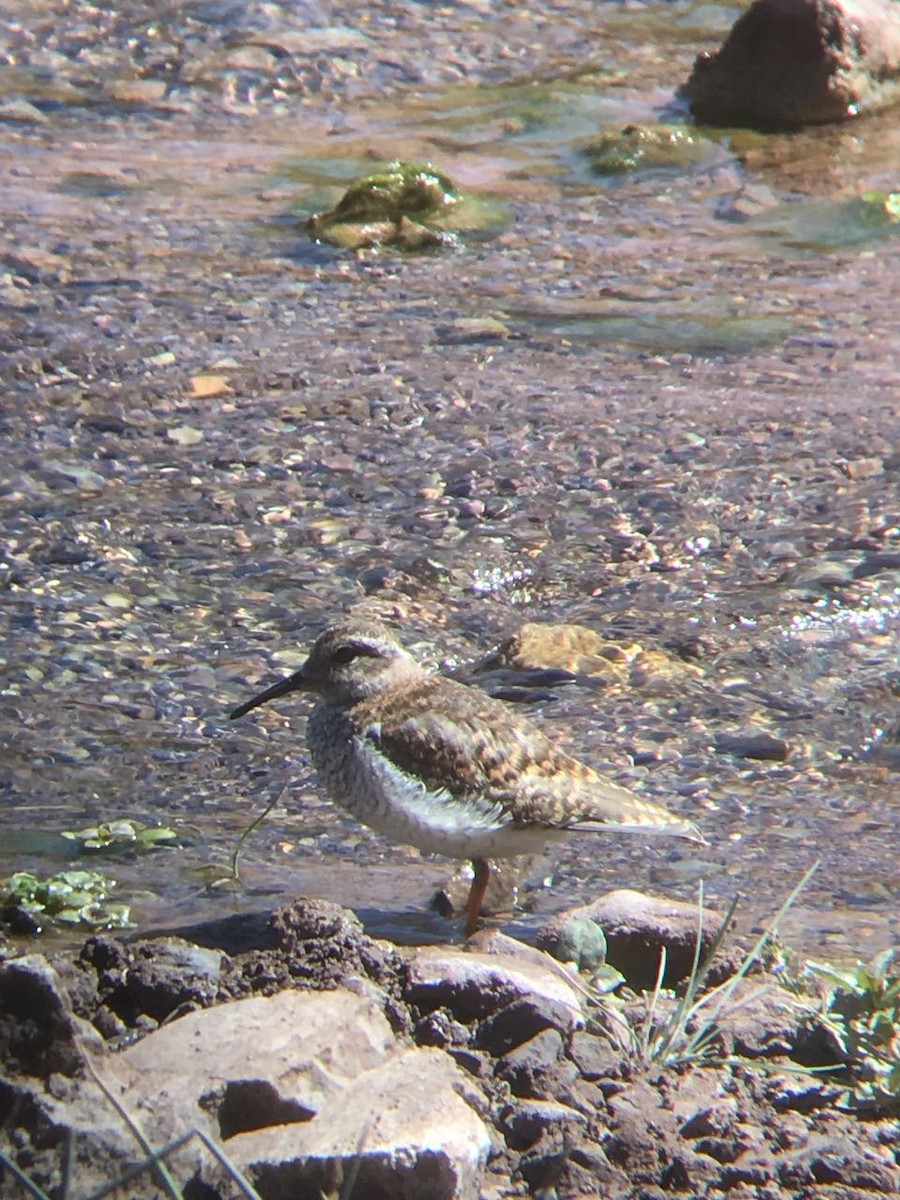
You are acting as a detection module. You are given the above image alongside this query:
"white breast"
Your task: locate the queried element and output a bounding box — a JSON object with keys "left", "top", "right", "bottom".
{"left": 308, "top": 708, "right": 553, "bottom": 861}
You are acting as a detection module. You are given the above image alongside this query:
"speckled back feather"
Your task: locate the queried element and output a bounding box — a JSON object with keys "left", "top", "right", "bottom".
{"left": 346, "top": 675, "right": 700, "bottom": 838}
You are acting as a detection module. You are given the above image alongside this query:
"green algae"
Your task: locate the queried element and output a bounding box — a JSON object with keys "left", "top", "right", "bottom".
{"left": 585, "top": 124, "right": 716, "bottom": 174}
{"left": 306, "top": 159, "right": 466, "bottom": 250}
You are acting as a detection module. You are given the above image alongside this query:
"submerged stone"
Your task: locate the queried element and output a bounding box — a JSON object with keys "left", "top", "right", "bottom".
{"left": 306, "top": 159, "right": 465, "bottom": 251}
{"left": 585, "top": 124, "right": 713, "bottom": 173}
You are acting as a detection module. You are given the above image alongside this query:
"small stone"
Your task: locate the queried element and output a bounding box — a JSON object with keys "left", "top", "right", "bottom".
{"left": 167, "top": 425, "right": 204, "bottom": 446}
{"left": 714, "top": 731, "right": 790, "bottom": 761}
{"left": 716, "top": 182, "right": 779, "bottom": 221}
{"left": 190, "top": 373, "right": 231, "bottom": 398}
{"left": 496, "top": 1028, "right": 575, "bottom": 1099}
{"left": 145, "top": 350, "right": 177, "bottom": 366}
{"left": 501, "top": 1098, "right": 586, "bottom": 1150}
{"left": 840, "top": 456, "right": 883, "bottom": 480}
{"left": 568, "top": 1029, "right": 622, "bottom": 1081}
{"left": 0, "top": 99, "right": 49, "bottom": 123}
{"left": 101, "top": 591, "right": 132, "bottom": 609}
{"left": 56, "top": 463, "right": 106, "bottom": 489}
{"left": 106, "top": 78, "right": 170, "bottom": 106}
{"left": 447, "top": 316, "right": 511, "bottom": 340}
{"left": 680, "top": 1099, "right": 740, "bottom": 1139}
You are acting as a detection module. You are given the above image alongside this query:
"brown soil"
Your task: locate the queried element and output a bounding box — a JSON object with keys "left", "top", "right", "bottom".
{"left": 2, "top": 901, "right": 898, "bottom": 1199}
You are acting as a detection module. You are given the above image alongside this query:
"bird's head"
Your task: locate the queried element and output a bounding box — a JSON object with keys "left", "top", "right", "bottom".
{"left": 230, "top": 620, "right": 420, "bottom": 717}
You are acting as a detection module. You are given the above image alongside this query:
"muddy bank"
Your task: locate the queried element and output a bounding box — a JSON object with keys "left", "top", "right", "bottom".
{"left": 1, "top": 897, "right": 898, "bottom": 1198}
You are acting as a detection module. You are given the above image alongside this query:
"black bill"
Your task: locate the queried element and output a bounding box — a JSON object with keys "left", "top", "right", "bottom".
{"left": 229, "top": 669, "right": 308, "bottom": 720}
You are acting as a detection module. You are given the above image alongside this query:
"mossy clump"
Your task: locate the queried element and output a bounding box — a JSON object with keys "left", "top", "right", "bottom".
{"left": 306, "top": 159, "right": 465, "bottom": 251}
{"left": 586, "top": 124, "right": 712, "bottom": 174}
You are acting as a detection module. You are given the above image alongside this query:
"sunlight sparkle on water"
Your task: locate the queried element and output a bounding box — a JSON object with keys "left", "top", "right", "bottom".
{"left": 784, "top": 587, "right": 900, "bottom": 645}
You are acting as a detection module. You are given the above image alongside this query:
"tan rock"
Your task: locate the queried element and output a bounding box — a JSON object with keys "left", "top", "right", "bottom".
{"left": 117, "top": 989, "right": 395, "bottom": 1143}
{"left": 227, "top": 1047, "right": 491, "bottom": 1200}
{"left": 406, "top": 943, "right": 584, "bottom": 1029}
{"left": 495, "top": 621, "right": 640, "bottom": 676}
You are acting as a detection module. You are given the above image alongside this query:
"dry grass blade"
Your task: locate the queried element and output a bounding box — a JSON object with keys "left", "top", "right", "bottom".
{"left": 222, "top": 784, "right": 286, "bottom": 884}
{"left": 81, "top": 1054, "right": 183, "bottom": 1200}
{"left": 657, "top": 860, "right": 821, "bottom": 1066}
{"left": 0, "top": 1152, "right": 54, "bottom": 1200}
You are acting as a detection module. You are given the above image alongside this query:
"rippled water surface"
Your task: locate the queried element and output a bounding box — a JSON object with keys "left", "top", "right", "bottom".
{"left": 0, "top": 0, "right": 897, "bottom": 961}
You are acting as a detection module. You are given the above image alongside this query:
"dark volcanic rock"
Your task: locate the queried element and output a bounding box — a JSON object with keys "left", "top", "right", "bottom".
{"left": 714, "top": 730, "right": 792, "bottom": 761}
{"left": 266, "top": 897, "right": 412, "bottom": 1028}
{"left": 0, "top": 955, "right": 103, "bottom": 1078}
{"left": 71, "top": 935, "right": 225, "bottom": 1031}
{"left": 496, "top": 1027, "right": 577, "bottom": 1099}
{"left": 476, "top": 994, "right": 581, "bottom": 1056}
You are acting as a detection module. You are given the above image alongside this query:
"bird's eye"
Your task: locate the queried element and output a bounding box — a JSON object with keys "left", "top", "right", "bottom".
{"left": 332, "top": 644, "right": 360, "bottom": 665}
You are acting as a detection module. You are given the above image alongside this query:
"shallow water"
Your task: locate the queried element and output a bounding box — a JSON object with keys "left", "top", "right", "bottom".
{"left": 0, "top": 0, "right": 897, "bottom": 962}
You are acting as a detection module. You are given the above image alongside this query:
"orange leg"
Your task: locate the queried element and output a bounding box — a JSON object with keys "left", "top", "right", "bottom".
{"left": 465, "top": 857, "right": 491, "bottom": 937}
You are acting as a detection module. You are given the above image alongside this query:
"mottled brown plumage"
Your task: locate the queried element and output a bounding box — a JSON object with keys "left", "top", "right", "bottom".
{"left": 231, "top": 619, "right": 703, "bottom": 934}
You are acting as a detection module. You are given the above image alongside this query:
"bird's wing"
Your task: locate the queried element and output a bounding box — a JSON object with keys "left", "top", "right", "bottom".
{"left": 358, "top": 679, "right": 701, "bottom": 840}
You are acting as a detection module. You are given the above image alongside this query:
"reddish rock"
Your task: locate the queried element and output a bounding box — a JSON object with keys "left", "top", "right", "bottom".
{"left": 681, "top": 0, "right": 900, "bottom": 128}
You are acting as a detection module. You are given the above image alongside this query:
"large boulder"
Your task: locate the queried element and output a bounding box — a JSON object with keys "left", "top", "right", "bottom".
{"left": 226, "top": 1046, "right": 491, "bottom": 1200}
{"left": 680, "top": 0, "right": 900, "bottom": 127}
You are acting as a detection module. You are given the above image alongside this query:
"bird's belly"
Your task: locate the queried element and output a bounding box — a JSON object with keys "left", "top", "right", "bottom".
{"left": 307, "top": 708, "right": 551, "bottom": 861}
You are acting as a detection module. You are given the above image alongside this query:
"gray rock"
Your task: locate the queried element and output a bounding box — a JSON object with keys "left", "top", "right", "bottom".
{"left": 537, "top": 889, "right": 725, "bottom": 990}
{"left": 0, "top": 99, "right": 49, "bottom": 123}
{"left": 405, "top": 941, "right": 584, "bottom": 1028}
{"left": 227, "top": 1046, "right": 491, "bottom": 1200}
